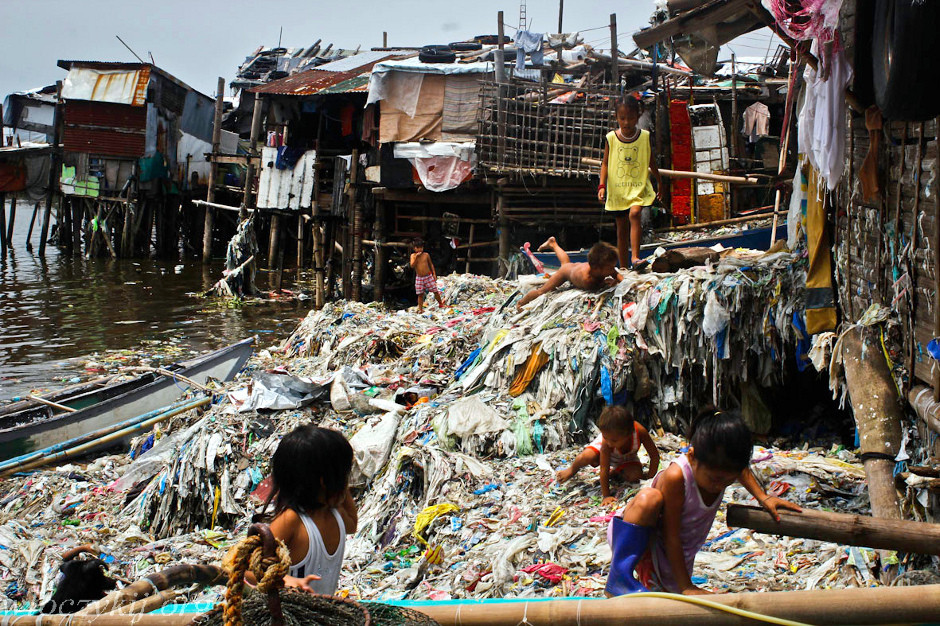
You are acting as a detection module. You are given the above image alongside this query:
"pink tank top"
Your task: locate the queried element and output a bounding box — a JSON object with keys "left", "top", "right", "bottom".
{"left": 649, "top": 454, "right": 723, "bottom": 591}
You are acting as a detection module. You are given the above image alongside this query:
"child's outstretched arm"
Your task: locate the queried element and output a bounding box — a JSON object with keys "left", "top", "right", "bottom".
{"left": 738, "top": 467, "right": 802, "bottom": 521}
{"left": 598, "top": 143, "right": 610, "bottom": 203}
{"left": 658, "top": 465, "right": 709, "bottom": 594}
{"left": 636, "top": 424, "right": 660, "bottom": 479}
{"left": 649, "top": 159, "right": 663, "bottom": 202}
{"left": 599, "top": 444, "right": 615, "bottom": 505}
{"left": 516, "top": 266, "right": 570, "bottom": 309}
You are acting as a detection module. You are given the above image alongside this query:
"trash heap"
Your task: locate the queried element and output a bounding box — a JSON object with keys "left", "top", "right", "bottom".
{"left": 6, "top": 262, "right": 934, "bottom": 612}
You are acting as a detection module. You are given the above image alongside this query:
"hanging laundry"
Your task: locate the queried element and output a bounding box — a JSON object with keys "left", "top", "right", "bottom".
{"left": 515, "top": 30, "right": 545, "bottom": 70}
{"left": 804, "top": 165, "right": 838, "bottom": 334}
{"left": 797, "top": 42, "right": 853, "bottom": 191}
{"left": 742, "top": 102, "right": 770, "bottom": 143}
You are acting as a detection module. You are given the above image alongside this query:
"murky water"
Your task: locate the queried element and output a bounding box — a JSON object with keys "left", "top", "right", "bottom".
{"left": 0, "top": 202, "right": 309, "bottom": 398}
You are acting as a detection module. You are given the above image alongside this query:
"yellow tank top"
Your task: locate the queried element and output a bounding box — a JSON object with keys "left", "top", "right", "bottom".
{"left": 604, "top": 129, "right": 656, "bottom": 210}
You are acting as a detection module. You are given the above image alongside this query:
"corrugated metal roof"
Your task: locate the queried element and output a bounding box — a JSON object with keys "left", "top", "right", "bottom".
{"left": 317, "top": 73, "right": 371, "bottom": 94}
{"left": 312, "top": 51, "right": 402, "bottom": 73}
{"left": 249, "top": 55, "right": 397, "bottom": 96}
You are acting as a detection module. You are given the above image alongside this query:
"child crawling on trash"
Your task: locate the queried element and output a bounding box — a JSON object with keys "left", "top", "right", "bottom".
{"left": 605, "top": 408, "right": 801, "bottom": 597}
{"left": 516, "top": 239, "right": 620, "bottom": 310}
{"left": 251, "top": 425, "right": 358, "bottom": 595}
{"left": 556, "top": 405, "right": 660, "bottom": 505}
{"left": 410, "top": 238, "right": 445, "bottom": 313}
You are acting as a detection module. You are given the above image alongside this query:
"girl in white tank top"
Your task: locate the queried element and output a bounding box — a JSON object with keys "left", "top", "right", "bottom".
{"left": 260, "top": 425, "right": 358, "bottom": 596}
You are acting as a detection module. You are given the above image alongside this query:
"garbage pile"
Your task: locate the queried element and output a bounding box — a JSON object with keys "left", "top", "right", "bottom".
{"left": 6, "top": 264, "right": 933, "bottom": 613}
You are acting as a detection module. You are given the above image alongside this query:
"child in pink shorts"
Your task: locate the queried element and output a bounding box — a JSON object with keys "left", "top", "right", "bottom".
{"left": 556, "top": 406, "right": 660, "bottom": 505}
{"left": 410, "top": 238, "right": 444, "bottom": 313}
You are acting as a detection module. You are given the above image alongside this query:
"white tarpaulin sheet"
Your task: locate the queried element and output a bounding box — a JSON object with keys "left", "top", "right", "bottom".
{"left": 256, "top": 147, "right": 316, "bottom": 210}
{"left": 61, "top": 68, "right": 150, "bottom": 106}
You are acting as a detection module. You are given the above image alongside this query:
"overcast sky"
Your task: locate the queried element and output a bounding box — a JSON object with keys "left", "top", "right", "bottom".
{"left": 1, "top": 0, "right": 776, "bottom": 101}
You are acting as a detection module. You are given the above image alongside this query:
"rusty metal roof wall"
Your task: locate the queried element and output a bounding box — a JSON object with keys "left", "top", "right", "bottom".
{"left": 249, "top": 55, "right": 397, "bottom": 96}
{"left": 62, "top": 100, "right": 146, "bottom": 158}
{"left": 57, "top": 60, "right": 212, "bottom": 101}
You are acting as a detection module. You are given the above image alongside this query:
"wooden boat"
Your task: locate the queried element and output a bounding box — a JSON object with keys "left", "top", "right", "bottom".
{"left": 0, "top": 338, "right": 254, "bottom": 461}
{"left": 526, "top": 223, "right": 786, "bottom": 272}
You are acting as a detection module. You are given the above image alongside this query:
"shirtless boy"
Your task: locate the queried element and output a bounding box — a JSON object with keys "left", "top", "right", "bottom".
{"left": 410, "top": 238, "right": 444, "bottom": 313}
{"left": 516, "top": 239, "right": 620, "bottom": 310}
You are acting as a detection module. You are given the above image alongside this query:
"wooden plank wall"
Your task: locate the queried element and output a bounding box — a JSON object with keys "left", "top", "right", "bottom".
{"left": 835, "top": 116, "right": 939, "bottom": 388}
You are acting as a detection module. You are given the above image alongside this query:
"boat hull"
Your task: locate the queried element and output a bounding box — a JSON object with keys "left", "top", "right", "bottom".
{"left": 0, "top": 338, "right": 254, "bottom": 461}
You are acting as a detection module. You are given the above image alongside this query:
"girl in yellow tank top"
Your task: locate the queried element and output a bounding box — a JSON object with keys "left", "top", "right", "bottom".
{"left": 598, "top": 96, "right": 662, "bottom": 268}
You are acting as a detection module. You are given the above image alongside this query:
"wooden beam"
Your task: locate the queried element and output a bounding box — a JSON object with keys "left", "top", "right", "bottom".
{"left": 633, "top": 0, "right": 757, "bottom": 49}
{"left": 371, "top": 187, "right": 490, "bottom": 205}
{"left": 203, "top": 76, "right": 225, "bottom": 262}
{"left": 727, "top": 504, "right": 940, "bottom": 555}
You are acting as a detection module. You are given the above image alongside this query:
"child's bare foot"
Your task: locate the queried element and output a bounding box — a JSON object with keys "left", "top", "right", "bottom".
{"left": 537, "top": 236, "right": 557, "bottom": 252}
{"left": 556, "top": 466, "right": 576, "bottom": 483}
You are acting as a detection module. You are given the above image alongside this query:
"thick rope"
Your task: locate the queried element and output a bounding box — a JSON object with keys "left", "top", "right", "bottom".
{"left": 221, "top": 533, "right": 290, "bottom": 626}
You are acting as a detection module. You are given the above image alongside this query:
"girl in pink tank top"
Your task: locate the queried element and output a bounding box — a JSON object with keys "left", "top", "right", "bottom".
{"left": 605, "top": 408, "right": 802, "bottom": 596}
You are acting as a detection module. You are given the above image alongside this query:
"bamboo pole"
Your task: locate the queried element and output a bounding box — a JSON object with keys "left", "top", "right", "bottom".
{"left": 409, "top": 585, "right": 940, "bottom": 625}
{"left": 0, "top": 193, "right": 7, "bottom": 257}
{"left": 105, "top": 589, "right": 179, "bottom": 615}
{"left": 241, "top": 95, "right": 265, "bottom": 219}
{"left": 653, "top": 210, "right": 781, "bottom": 233}
{"left": 581, "top": 158, "right": 759, "bottom": 184}
{"left": 203, "top": 77, "right": 225, "bottom": 263}
{"left": 373, "top": 198, "right": 386, "bottom": 303}
{"left": 27, "top": 395, "right": 77, "bottom": 413}
{"left": 770, "top": 58, "right": 798, "bottom": 246}
{"left": 726, "top": 504, "right": 940, "bottom": 554}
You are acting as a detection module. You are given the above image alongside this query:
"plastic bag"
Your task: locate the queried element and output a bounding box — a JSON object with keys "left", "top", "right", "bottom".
{"left": 349, "top": 410, "right": 401, "bottom": 484}
{"left": 702, "top": 290, "right": 730, "bottom": 338}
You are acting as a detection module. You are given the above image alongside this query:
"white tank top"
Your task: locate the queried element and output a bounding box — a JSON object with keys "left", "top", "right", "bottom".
{"left": 288, "top": 508, "right": 346, "bottom": 595}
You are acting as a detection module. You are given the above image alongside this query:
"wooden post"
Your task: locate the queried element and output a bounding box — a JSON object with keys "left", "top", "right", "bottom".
{"left": 71, "top": 196, "right": 82, "bottom": 256}
{"left": 203, "top": 76, "right": 225, "bottom": 262}
{"left": 296, "top": 213, "right": 304, "bottom": 270}
{"left": 558, "top": 0, "right": 564, "bottom": 32}
{"left": 38, "top": 81, "right": 62, "bottom": 257}
{"left": 25, "top": 202, "right": 39, "bottom": 251}
{"left": 727, "top": 504, "right": 940, "bottom": 555}
{"left": 6, "top": 195, "right": 16, "bottom": 245}
{"left": 241, "top": 94, "right": 265, "bottom": 219}
{"left": 268, "top": 213, "right": 281, "bottom": 269}
{"left": 121, "top": 163, "right": 137, "bottom": 258}
{"left": 935, "top": 114, "right": 940, "bottom": 401}
{"left": 496, "top": 12, "right": 507, "bottom": 167}
{"left": 609, "top": 14, "right": 618, "bottom": 89}
{"left": 0, "top": 193, "right": 7, "bottom": 257}
{"left": 374, "top": 199, "right": 386, "bottom": 303}
{"left": 383, "top": 31, "right": 388, "bottom": 48}
{"left": 497, "top": 191, "right": 509, "bottom": 278}
{"left": 465, "top": 223, "right": 475, "bottom": 273}
{"left": 731, "top": 53, "right": 739, "bottom": 161}
{"left": 841, "top": 327, "right": 903, "bottom": 525}
{"left": 347, "top": 149, "right": 360, "bottom": 300}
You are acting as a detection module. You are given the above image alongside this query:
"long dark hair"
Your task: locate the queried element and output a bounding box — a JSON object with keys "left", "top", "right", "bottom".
{"left": 688, "top": 406, "right": 752, "bottom": 472}
{"left": 265, "top": 425, "right": 353, "bottom": 516}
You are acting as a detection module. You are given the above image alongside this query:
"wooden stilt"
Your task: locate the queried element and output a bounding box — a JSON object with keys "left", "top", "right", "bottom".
{"left": 349, "top": 149, "right": 361, "bottom": 301}
{"left": 465, "top": 223, "right": 476, "bottom": 273}
{"left": 25, "top": 202, "right": 39, "bottom": 251}
{"left": 203, "top": 77, "right": 225, "bottom": 262}
{"left": 268, "top": 213, "right": 281, "bottom": 270}
{"left": 373, "top": 199, "right": 386, "bottom": 304}
{"left": 241, "top": 95, "right": 265, "bottom": 219}
{"left": 38, "top": 81, "right": 62, "bottom": 258}
{"left": 296, "top": 213, "right": 305, "bottom": 270}
{"left": 275, "top": 218, "right": 286, "bottom": 292}
{"left": 6, "top": 195, "right": 16, "bottom": 244}
{"left": 71, "top": 196, "right": 82, "bottom": 256}
{"left": 0, "top": 193, "right": 7, "bottom": 257}
{"left": 497, "top": 192, "right": 509, "bottom": 278}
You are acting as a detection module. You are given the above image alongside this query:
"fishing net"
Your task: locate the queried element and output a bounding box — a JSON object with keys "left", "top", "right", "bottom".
{"left": 197, "top": 523, "right": 439, "bottom": 626}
